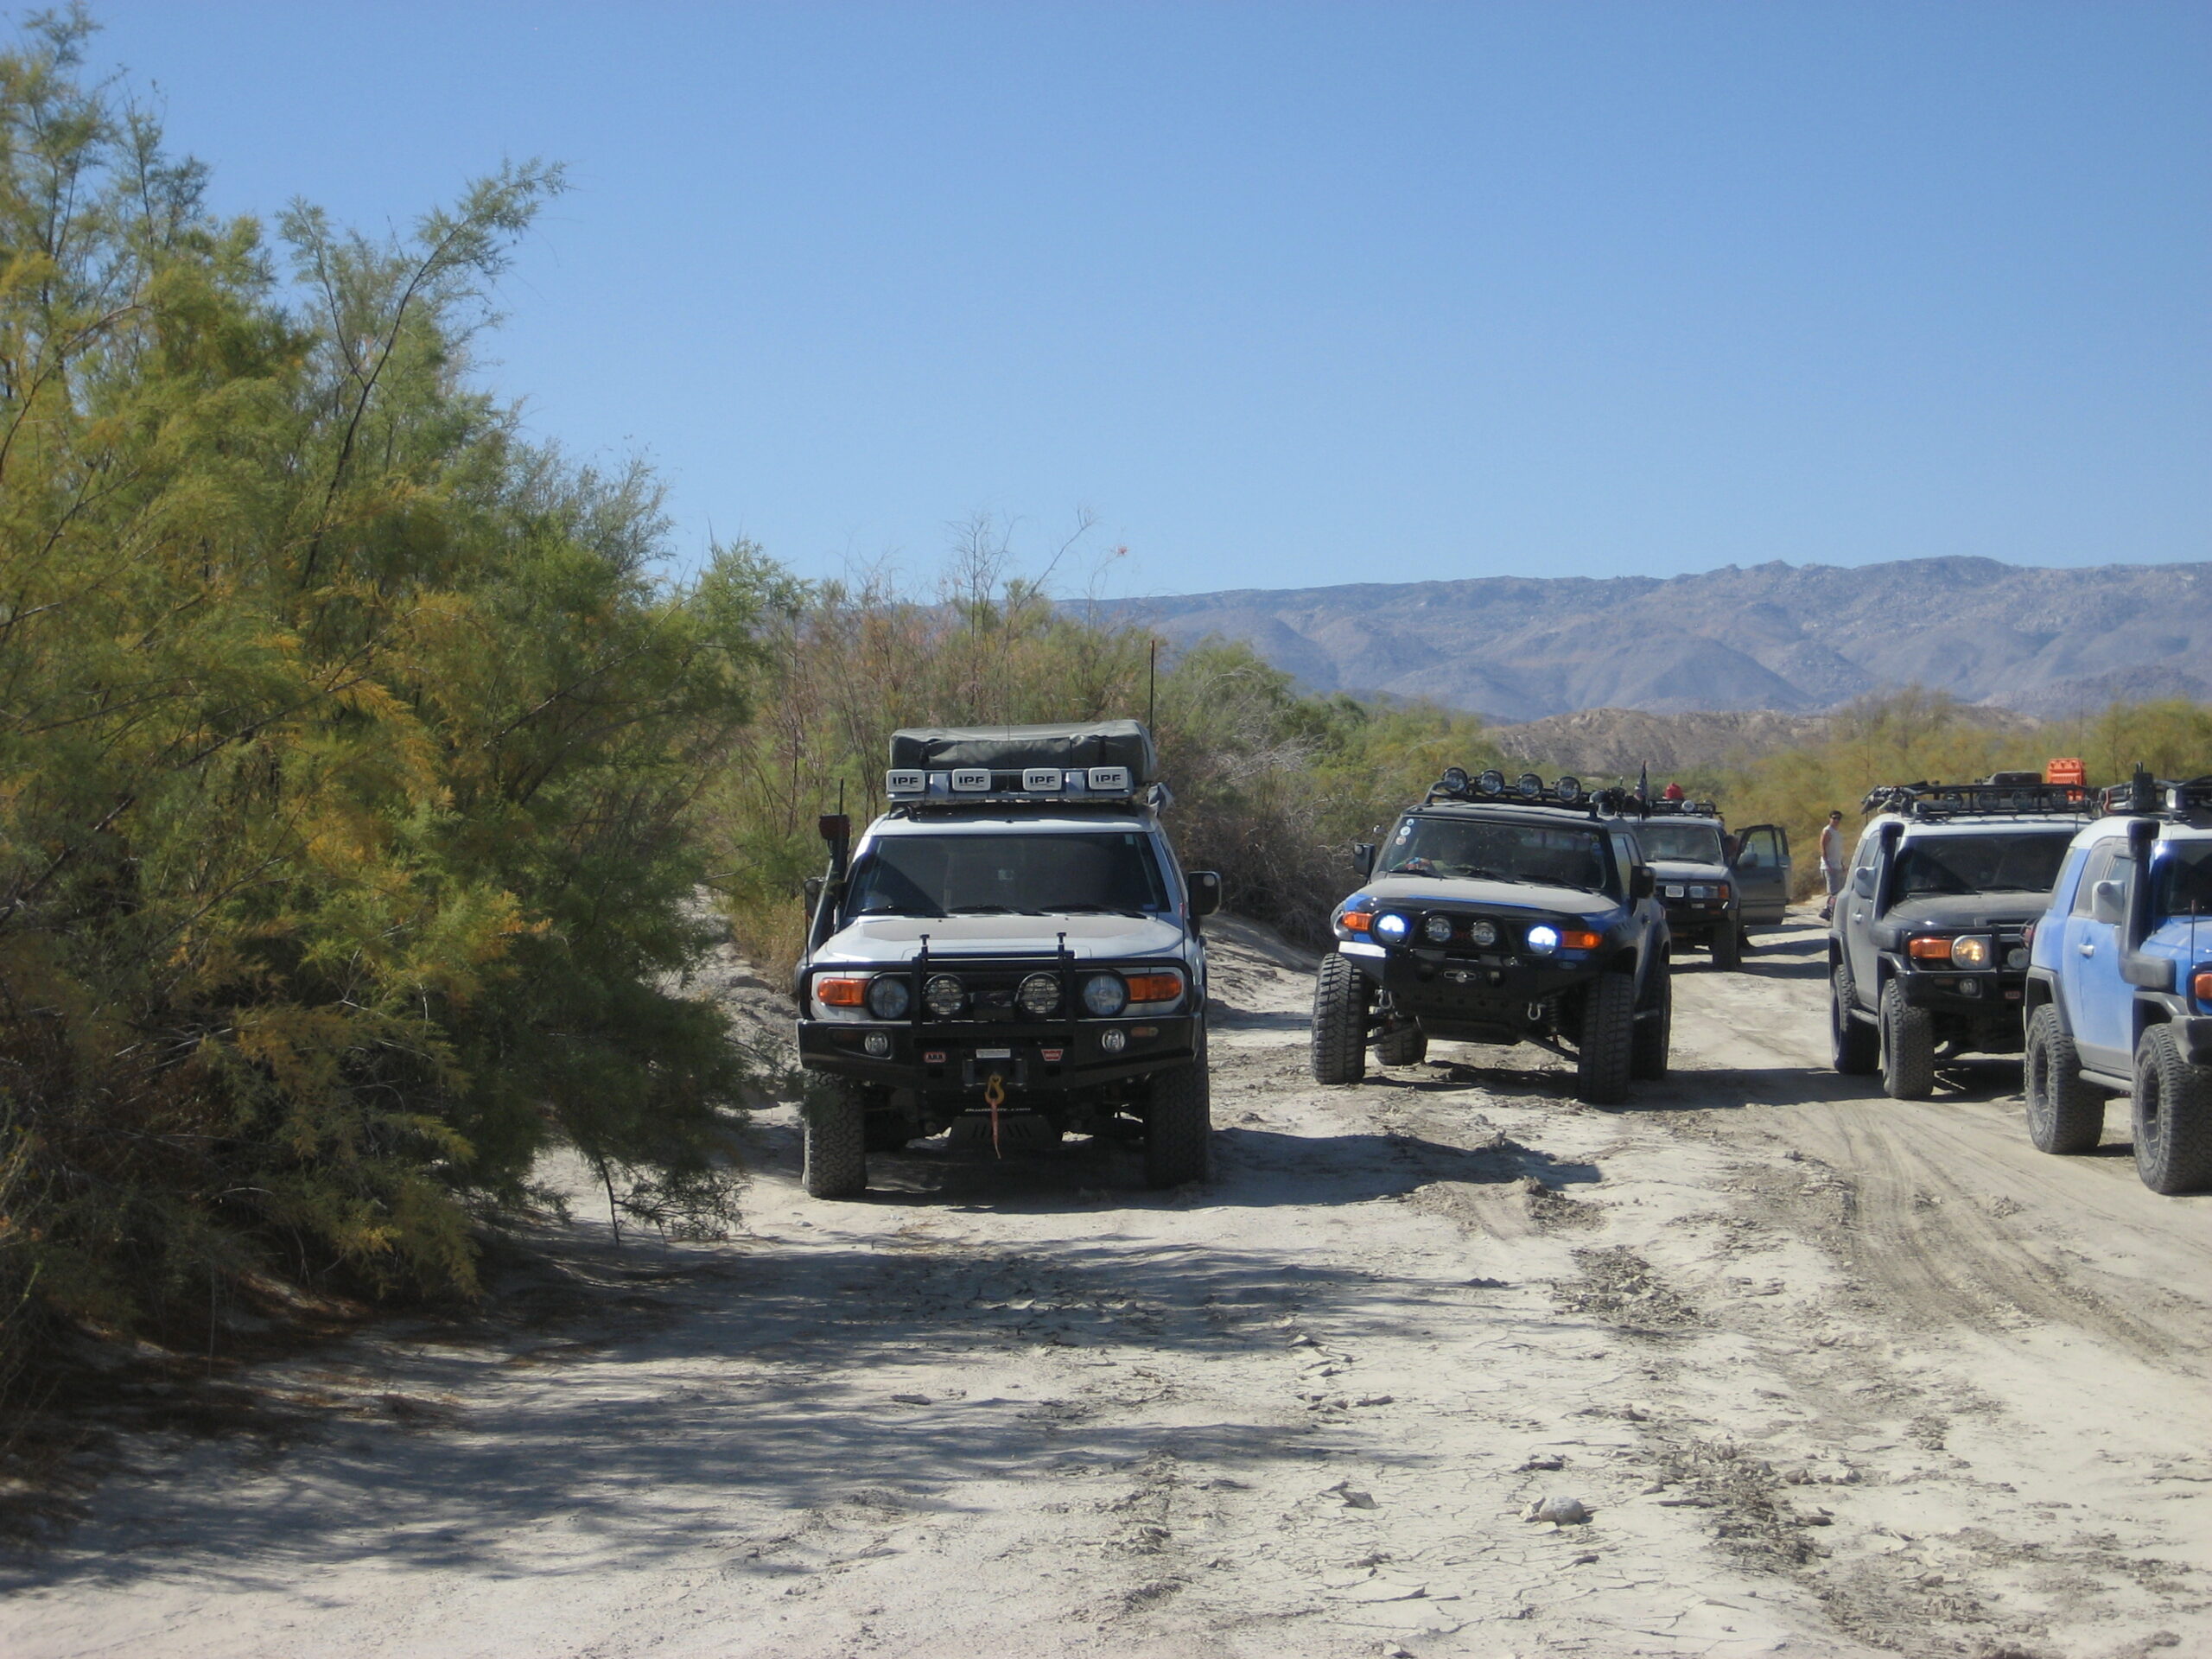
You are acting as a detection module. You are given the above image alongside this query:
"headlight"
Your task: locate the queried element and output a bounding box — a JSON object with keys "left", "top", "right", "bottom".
{"left": 1688, "top": 885, "right": 1710, "bottom": 899}
{"left": 1665, "top": 884, "right": 1685, "bottom": 899}
{"left": 1470, "top": 918, "right": 1499, "bottom": 947}
{"left": 1016, "top": 972, "right": 1061, "bottom": 1017}
{"left": 1525, "top": 924, "right": 1560, "bottom": 956}
{"left": 1951, "top": 934, "right": 1993, "bottom": 969}
{"left": 2005, "top": 946, "right": 2030, "bottom": 971}
{"left": 1081, "top": 973, "right": 1128, "bottom": 1016}
{"left": 1374, "top": 913, "right": 1411, "bottom": 943}
{"left": 924, "top": 974, "right": 966, "bottom": 1018}
{"left": 867, "top": 976, "right": 912, "bottom": 1019}
{"left": 1422, "top": 914, "right": 1454, "bottom": 943}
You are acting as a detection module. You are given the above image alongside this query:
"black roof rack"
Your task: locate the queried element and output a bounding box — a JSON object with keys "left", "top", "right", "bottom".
{"left": 2100, "top": 766, "right": 2212, "bottom": 821}
{"left": 1640, "top": 798, "right": 1722, "bottom": 819}
{"left": 1861, "top": 779, "right": 2096, "bottom": 821}
{"left": 1419, "top": 767, "right": 1633, "bottom": 817}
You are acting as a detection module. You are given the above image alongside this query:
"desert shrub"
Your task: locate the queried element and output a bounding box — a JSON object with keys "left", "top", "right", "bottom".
{"left": 0, "top": 12, "right": 758, "bottom": 1379}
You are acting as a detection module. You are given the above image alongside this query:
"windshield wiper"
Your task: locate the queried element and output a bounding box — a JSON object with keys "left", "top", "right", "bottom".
{"left": 854, "top": 903, "right": 944, "bottom": 918}
{"left": 1051, "top": 903, "right": 1149, "bottom": 917}
{"left": 945, "top": 904, "right": 1047, "bottom": 915}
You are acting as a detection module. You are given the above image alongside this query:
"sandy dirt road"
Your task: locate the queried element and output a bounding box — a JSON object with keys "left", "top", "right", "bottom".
{"left": 3, "top": 912, "right": 2207, "bottom": 1658}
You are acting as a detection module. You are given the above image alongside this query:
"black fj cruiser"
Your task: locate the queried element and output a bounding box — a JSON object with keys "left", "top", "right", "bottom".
{"left": 792, "top": 721, "right": 1222, "bottom": 1197}
{"left": 1827, "top": 775, "right": 2095, "bottom": 1099}
{"left": 1631, "top": 799, "right": 1749, "bottom": 969}
{"left": 1310, "top": 768, "right": 1673, "bottom": 1105}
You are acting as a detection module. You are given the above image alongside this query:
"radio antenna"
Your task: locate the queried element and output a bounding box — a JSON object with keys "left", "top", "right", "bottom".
{"left": 1147, "top": 638, "right": 1158, "bottom": 730}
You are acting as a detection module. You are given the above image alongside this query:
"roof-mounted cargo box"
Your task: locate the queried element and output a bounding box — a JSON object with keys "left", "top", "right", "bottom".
{"left": 885, "top": 720, "right": 1161, "bottom": 808}
{"left": 889, "top": 720, "right": 1156, "bottom": 780}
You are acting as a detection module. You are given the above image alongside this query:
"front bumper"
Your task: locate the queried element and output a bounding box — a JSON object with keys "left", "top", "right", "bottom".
{"left": 1348, "top": 943, "right": 1605, "bottom": 1033}
{"left": 798, "top": 1014, "right": 1200, "bottom": 1094}
{"left": 1894, "top": 966, "right": 2029, "bottom": 1014}
{"left": 1662, "top": 898, "right": 1738, "bottom": 941}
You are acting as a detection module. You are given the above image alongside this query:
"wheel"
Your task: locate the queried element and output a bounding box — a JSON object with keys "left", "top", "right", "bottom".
{"left": 1830, "top": 963, "right": 1878, "bottom": 1076}
{"left": 1311, "top": 953, "right": 1370, "bottom": 1084}
{"left": 1374, "top": 1020, "right": 1427, "bottom": 1067}
{"left": 1575, "top": 972, "right": 1637, "bottom": 1105}
{"left": 1630, "top": 964, "right": 1671, "bottom": 1081}
{"left": 2023, "top": 1005, "right": 2105, "bottom": 1155}
{"left": 802, "top": 1077, "right": 868, "bottom": 1198}
{"left": 2131, "top": 1024, "right": 2212, "bottom": 1195}
{"left": 1711, "top": 925, "right": 1742, "bottom": 971}
{"left": 1144, "top": 1029, "right": 1211, "bottom": 1188}
{"left": 1878, "top": 979, "right": 1936, "bottom": 1100}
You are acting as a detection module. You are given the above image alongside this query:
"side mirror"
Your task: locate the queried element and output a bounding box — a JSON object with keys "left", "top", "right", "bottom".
{"left": 1853, "top": 867, "right": 1875, "bottom": 899}
{"left": 1187, "top": 870, "right": 1223, "bottom": 918}
{"left": 2090, "top": 879, "right": 2126, "bottom": 927}
{"left": 1630, "top": 867, "right": 1656, "bottom": 900}
{"left": 1353, "top": 842, "right": 1376, "bottom": 877}
{"left": 803, "top": 874, "right": 824, "bottom": 908}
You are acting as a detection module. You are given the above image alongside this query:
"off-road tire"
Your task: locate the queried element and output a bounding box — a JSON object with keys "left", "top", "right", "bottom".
{"left": 1575, "top": 971, "right": 1637, "bottom": 1105}
{"left": 2024, "top": 1005, "right": 2105, "bottom": 1155}
{"left": 1879, "top": 979, "right": 1936, "bottom": 1100}
{"left": 1630, "top": 965, "right": 1671, "bottom": 1081}
{"left": 2131, "top": 1024, "right": 2212, "bottom": 1195}
{"left": 1831, "top": 962, "right": 1878, "bottom": 1075}
{"left": 802, "top": 1078, "right": 868, "bottom": 1198}
{"left": 1144, "top": 1031, "right": 1211, "bottom": 1188}
{"left": 1711, "top": 925, "right": 1742, "bottom": 971}
{"left": 1374, "top": 1020, "right": 1427, "bottom": 1067}
{"left": 1311, "top": 953, "right": 1370, "bottom": 1085}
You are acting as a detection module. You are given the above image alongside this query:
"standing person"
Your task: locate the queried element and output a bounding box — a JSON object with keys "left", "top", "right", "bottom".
{"left": 1818, "top": 809, "right": 1847, "bottom": 921}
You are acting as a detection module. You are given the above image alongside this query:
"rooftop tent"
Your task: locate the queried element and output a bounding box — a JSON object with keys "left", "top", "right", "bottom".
{"left": 888, "top": 721, "right": 1157, "bottom": 784}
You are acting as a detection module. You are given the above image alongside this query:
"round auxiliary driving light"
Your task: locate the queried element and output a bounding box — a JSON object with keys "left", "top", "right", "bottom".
{"left": 868, "top": 976, "right": 913, "bottom": 1019}
{"left": 1470, "top": 918, "right": 1499, "bottom": 948}
{"left": 1374, "top": 913, "right": 1411, "bottom": 943}
{"left": 1516, "top": 772, "right": 1544, "bottom": 799}
{"left": 924, "top": 973, "right": 966, "bottom": 1019}
{"left": 863, "top": 1032, "right": 893, "bottom": 1058}
{"left": 1017, "top": 972, "right": 1062, "bottom": 1018}
{"left": 1423, "top": 914, "right": 1455, "bottom": 944}
{"left": 1440, "top": 766, "right": 1471, "bottom": 795}
{"left": 1100, "top": 1027, "right": 1128, "bottom": 1054}
{"left": 1555, "top": 775, "right": 1582, "bottom": 803}
{"left": 1477, "top": 769, "right": 1505, "bottom": 795}
{"left": 1525, "top": 924, "right": 1560, "bottom": 956}
{"left": 1081, "top": 972, "right": 1128, "bottom": 1017}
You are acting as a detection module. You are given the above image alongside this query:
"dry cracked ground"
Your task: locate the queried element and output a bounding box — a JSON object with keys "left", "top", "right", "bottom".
{"left": 3, "top": 912, "right": 2208, "bottom": 1659}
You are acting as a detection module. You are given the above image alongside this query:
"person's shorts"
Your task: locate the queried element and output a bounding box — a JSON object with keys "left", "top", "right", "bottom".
{"left": 1822, "top": 866, "right": 1845, "bottom": 898}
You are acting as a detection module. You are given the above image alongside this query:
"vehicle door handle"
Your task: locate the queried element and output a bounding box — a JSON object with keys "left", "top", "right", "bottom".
{"left": 2079, "top": 942, "right": 2095, "bottom": 957}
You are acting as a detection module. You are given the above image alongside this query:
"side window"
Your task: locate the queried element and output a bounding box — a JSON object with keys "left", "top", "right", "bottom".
{"left": 2069, "top": 844, "right": 2133, "bottom": 917}
{"left": 1852, "top": 830, "right": 1881, "bottom": 874}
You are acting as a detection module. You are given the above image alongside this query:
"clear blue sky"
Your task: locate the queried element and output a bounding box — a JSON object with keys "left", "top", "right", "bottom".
{"left": 70, "top": 1, "right": 2212, "bottom": 596}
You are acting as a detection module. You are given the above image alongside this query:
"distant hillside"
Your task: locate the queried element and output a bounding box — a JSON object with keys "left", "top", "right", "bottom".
{"left": 1099, "top": 557, "right": 2210, "bottom": 721}
{"left": 1487, "top": 704, "right": 2041, "bottom": 778}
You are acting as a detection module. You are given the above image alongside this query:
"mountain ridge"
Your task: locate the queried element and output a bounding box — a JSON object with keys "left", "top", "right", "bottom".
{"left": 1095, "top": 556, "right": 2210, "bottom": 721}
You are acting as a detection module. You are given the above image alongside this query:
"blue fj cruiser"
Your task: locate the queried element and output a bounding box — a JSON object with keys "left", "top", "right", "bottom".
{"left": 2023, "top": 771, "right": 2212, "bottom": 1195}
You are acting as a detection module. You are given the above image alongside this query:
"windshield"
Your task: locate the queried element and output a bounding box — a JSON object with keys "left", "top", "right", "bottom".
{"left": 1891, "top": 831, "right": 2073, "bottom": 898}
{"left": 1381, "top": 815, "right": 1617, "bottom": 894}
{"left": 843, "top": 831, "right": 1170, "bottom": 918}
{"left": 2152, "top": 840, "right": 2212, "bottom": 918}
{"left": 1638, "top": 822, "right": 1726, "bottom": 864}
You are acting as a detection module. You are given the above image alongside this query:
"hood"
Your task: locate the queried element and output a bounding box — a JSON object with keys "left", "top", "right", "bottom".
{"left": 1883, "top": 892, "right": 2049, "bottom": 931}
{"left": 816, "top": 912, "right": 1190, "bottom": 966}
{"left": 1650, "top": 859, "right": 1730, "bottom": 882}
{"left": 1359, "top": 874, "right": 1620, "bottom": 924}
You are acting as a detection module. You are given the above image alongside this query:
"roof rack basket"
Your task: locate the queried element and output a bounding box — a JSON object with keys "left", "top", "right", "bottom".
{"left": 2100, "top": 766, "right": 2212, "bottom": 820}
{"left": 1861, "top": 779, "right": 2096, "bottom": 820}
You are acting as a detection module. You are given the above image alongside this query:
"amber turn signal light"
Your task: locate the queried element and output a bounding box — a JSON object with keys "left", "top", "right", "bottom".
{"left": 2194, "top": 969, "right": 2212, "bottom": 1004}
{"left": 816, "top": 976, "right": 869, "bottom": 1006}
{"left": 1908, "top": 937, "right": 1955, "bottom": 962}
{"left": 1125, "top": 971, "right": 1185, "bottom": 1004}
{"left": 1560, "top": 930, "right": 1603, "bottom": 951}
{"left": 1340, "top": 910, "right": 1374, "bottom": 931}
